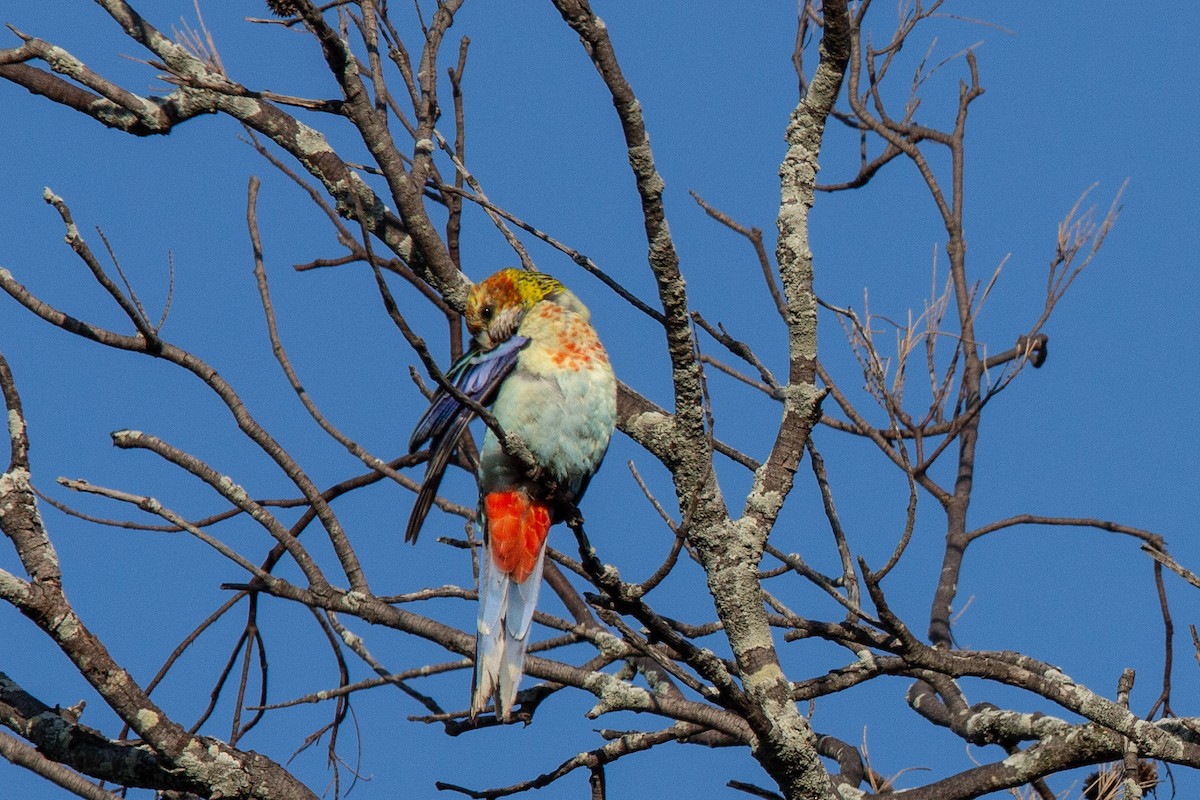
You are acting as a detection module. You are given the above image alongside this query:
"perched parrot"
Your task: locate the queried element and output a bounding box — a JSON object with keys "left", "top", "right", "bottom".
{"left": 406, "top": 268, "right": 617, "bottom": 719}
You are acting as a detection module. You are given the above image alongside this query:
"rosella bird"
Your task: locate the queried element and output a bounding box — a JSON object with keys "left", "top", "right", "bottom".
{"left": 407, "top": 268, "right": 617, "bottom": 719}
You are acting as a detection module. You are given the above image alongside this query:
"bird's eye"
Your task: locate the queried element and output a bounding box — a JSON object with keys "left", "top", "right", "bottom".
{"left": 481, "top": 304, "right": 495, "bottom": 323}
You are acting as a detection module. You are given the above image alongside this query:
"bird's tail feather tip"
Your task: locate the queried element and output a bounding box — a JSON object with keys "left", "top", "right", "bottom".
{"left": 471, "top": 629, "right": 528, "bottom": 721}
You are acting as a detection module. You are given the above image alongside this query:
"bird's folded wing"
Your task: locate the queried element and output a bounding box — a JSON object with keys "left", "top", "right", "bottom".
{"left": 405, "top": 335, "right": 529, "bottom": 542}
{"left": 409, "top": 335, "right": 529, "bottom": 452}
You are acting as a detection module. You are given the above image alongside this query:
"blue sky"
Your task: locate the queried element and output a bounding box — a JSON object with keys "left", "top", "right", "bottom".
{"left": 2, "top": 2, "right": 1199, "bottom": 798}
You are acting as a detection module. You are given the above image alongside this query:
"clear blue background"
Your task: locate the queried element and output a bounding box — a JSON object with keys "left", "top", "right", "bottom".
{"left": 1, "top": 2, "right": 1197, "bottom": 798}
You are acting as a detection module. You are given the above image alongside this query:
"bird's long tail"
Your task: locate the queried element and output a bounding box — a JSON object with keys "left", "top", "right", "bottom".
{"left": 472, "top": 490, "right": 551, "bottom": 720}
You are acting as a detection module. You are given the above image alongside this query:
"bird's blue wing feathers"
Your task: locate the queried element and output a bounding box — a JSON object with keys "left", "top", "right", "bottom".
{"left": 409, "top": 336, "right": 528, "bottom": 452}
{"left": 405, "top": 335, "right": 528, "bottom": 543}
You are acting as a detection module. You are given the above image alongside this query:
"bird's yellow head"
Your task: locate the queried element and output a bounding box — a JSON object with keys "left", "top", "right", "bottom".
{"left": 465, "top": 268, "right": 587, "bottom": 350}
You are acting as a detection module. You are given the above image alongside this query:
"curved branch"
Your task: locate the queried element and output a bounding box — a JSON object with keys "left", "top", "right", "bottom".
{"left": 0, "top": 675, "right": 175, "bottom": 796}
{"left": 966, "top": 514, "right": 1164, "bottom": 546}
{"left": 0, "top": 224, "right": 365, "bottom": 591}
{"left": 550, "top": 0, "right": 706, "bottom": 467}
